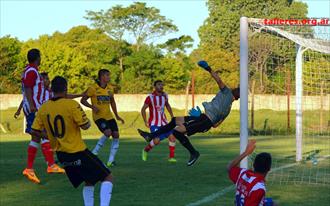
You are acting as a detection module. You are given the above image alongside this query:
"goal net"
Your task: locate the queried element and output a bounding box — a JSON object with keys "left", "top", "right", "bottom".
{"left": 239, "top": 17, "right": 330, "bottom": 190}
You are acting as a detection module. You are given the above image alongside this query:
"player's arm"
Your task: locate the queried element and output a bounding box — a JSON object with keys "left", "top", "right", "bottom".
{"left": 110, "top": 93, "right": 124, "bottom": 124}
{"left": 72, "top": 102, "right": 91, "bottom": 130}
{"left": 227, "top": 139, "right": 256, "bottom": 173}
{"left": 141, "top": 103, "right": 149, "bottom": 128}
{"left": 80, "top": 89, "right": 99, "bottom": 113}
{"left": 197, "top": 61, "right": 226, "bottom": 90}
{"left": 210, "top": 70, "right": 226, "bottom": 90}
{"left": 165, "top": 98, "right": 174, "bottom": 118}
{"left": 66, "top": 92, "right": 84, "bottom": 99}
{"left": 14, "top": 100, "right": 23, "bottom": 119}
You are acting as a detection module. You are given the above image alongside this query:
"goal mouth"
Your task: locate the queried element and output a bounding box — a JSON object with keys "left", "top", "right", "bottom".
{"left": 239, "top": 17, "right": 330, "bottom": 185}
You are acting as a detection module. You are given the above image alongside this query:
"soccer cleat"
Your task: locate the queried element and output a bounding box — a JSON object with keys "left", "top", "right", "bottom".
{"left": 23, "top": 168, "right": 41, "bottom": 184}
{"left": 142, "top": 149, "right": 148, "bottom": 161}
{"left": 107, "top": 161, "right": 117, "bottom": 168}
{"left": 47, "top": 164, "right": 65, "bottom": 174}
{"left": 168, "top": 158, "right": 177, "bottom": 163}
{"left": 187, "top": 151, "right": 200, "bottom": 166}
{"left": 137, "top": 129, "right": 152, "bottom": 142}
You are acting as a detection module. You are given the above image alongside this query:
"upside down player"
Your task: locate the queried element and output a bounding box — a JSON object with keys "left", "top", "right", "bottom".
{"left": 21, "top": 49, "right": 65, "bottom": 184}
{"left": 31, "top": 76, "right": 114, "bottom": 206}
{"left": 227, "top": 139, "right": 276, "bottom": 206}
{"left": 141, "top": 80, "right": 177, "bottom": 162}
{"left": 81, "top": 69, "right": 124, "bottom": 167}
{"left": 138, "top": 61, "right": 240, "bottom": 166}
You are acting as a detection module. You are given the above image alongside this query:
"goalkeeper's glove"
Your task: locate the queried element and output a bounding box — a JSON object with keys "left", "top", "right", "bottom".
{"left": 197, "top": 60, "right": 212, "bottom": 72}
{"left": 189, "top": 106, "right": 202, "bottom": 117}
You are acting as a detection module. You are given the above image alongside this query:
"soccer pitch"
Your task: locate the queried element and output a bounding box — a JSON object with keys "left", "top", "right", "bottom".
{"left": 1, "top": 135, "right": 329, "bottom": 206}
{"left": 0, "top": 109, "right": 329, "bottom": 206}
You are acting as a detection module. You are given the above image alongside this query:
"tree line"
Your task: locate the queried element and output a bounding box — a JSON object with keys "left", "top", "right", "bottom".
{"left": 0, "top": 1, "right": 309, "bottom": 94}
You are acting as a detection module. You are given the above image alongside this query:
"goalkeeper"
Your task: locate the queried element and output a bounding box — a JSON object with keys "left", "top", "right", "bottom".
{"left": 138, "top": 61, "right": 240, "bottom": 166}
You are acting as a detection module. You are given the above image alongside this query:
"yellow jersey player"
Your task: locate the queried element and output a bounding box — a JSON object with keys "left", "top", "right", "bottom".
{"left": 31, "top": 76, "right": 113, "bottom": 206}
{"left": 81, "top": 69, "right": 124, "bottom": 167}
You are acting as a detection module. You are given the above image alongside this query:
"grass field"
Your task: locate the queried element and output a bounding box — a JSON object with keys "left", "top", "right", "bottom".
{"left": 0, "top": 108, "right": 329, "bottom": 206}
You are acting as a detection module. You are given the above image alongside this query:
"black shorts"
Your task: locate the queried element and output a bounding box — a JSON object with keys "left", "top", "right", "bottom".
{"left": 56, "top": 149, "right": 111, "bottom": 188}
{"left": 95, "top": 118, "right": 119, "bottom": 133}
{"left": 183, "top": 114, "right": 213, "bottom": 136}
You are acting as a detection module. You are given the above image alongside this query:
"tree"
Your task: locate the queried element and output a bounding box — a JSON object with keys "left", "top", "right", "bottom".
{"left": 0, "top": 36, "right": 22, "bottom": 93}
{"left": 159, "top": 35, "right": 194, "bottom": 55}
{"left": 85, "top": 2, "right": 178, "bottom": 51}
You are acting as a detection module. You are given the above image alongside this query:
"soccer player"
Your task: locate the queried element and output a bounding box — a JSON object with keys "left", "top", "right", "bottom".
{"left": 31, "top": 76, "right": 113, "bottom": 206}
{"left": 81, "top": 69, "right": 124, "bottom": 167}
{"left": 21, "top": 49, "right": 64, "bottom": 184}
{"left": 141, "top": 80, "right": 176, "bottom": 162}
{"left": 138, "top": 61, "right": 240, "bottom": 166}
{"left": 15, "top": 72, "right": 83, "bottom": 117}
{"left": 227, "top": 139, "right": 274, "bottom": 206}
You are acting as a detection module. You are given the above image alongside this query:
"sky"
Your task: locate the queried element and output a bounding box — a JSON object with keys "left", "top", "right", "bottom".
{"left": 0, "top": 0, "right": 329, "bottom": 51}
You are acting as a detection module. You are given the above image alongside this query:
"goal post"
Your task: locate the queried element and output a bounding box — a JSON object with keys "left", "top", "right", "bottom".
{"left": 239, "top": 17, "right": 330, "bottom": 168}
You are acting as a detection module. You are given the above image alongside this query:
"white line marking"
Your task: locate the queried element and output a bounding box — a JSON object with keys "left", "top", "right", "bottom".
{"left": 186, "top": 155, "right": 330, "bottom": 206}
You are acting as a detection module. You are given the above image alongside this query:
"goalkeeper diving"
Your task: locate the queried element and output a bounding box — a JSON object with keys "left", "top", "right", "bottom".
{"left": 138, "top": 60, "right": 240, "bottom": 166}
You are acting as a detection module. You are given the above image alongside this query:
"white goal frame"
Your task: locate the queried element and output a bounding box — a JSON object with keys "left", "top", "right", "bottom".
{"left": 239, "top": 17, "right": 330, "bottom": 168}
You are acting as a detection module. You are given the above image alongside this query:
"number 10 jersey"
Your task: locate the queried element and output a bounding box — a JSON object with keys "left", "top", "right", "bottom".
{"left": 32, "top": 97, "right": 90, "bottom": 153}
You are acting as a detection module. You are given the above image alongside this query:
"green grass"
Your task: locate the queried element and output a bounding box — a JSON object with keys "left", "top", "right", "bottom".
{"left": 0, "top": 134, "right": 329, "bottom": 206}
{"left": 0, "top": 108, "right": 329, "bottom": 205}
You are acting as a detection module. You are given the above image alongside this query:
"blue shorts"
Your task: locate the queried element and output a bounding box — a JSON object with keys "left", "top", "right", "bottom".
{"left": 150, "top": 125, "right": 172, "bottom": 141}
{"left": 25, "top": 112, "right": 35, "bottom": 134}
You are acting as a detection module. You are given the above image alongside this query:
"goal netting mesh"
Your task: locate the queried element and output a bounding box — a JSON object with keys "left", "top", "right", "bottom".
{"left": 244, "top": 18, "right": 330, "bottom": 191}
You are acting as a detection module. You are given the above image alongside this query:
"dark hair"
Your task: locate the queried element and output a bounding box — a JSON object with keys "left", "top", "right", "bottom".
{"left": 27, "top": 49, "right": 40, "bottom": 63}
{"left": 40, "top": 72, "right": 48, "bottom": 78}
{"left": 51, "top": 76, "right": 67, "bottom": 93}
{"left": 232, "top": 87, "right": 240, "bottom": 100}
{"left": 98, "top": 69, "right": 110, "bottom": 80}
{"left": 153, "top": 80, "right": 163, "bottom": 87}
{"left": 253, "top": 152, "right": 272, "bottom": 174}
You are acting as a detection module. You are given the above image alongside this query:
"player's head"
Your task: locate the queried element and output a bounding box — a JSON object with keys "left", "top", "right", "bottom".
{"left": 27, "top": 49, "right": 41, "bottom": 66}
{"left": 98, "top": 69, "right": 110, "bottom": 84}
{"left": 40, "top": 72, "right": 50, "bottom": 88}
{"left": 253, "top": 152, "right": 272, "bottom": 175}
{"left": 231, "top": 87, "right": 240, "bottom": 100}
{"left": 153, "top": 80, "right": 164, "bottom": 92}
{"left": 51, "top": 76, "right": 68, "bottom": 96}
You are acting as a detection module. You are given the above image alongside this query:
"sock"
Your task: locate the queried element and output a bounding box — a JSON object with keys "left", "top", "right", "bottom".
{"left": 83, "top": 186, "right": 94, "bottom": 206}
{"left": 92, "top": 135, "right": 107, "bottom": 154}
{"left": 150, "top": 117, "right": 176, "bottom": 138}
{"left": 27, "top": 140, "right": 39, "bottom": 169}
{"left": 144, "top": 140, "right": 156, "bottom": 152}
{"left": 100, "top": 181, "right": 113, "bottom": 206}
{"left": 169, "top": 141, "right": 176, "bottom": 158}
{"left": 108, "top": 138, "right": 119, "bottom": 163}
{"left": 172, "top": 130, "right": 197, "bottom": 155}
{"left": 41, "top": 139, "right": 55, "bottom": 167}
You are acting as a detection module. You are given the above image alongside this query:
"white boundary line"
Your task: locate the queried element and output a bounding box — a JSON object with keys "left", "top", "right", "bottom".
{"left": 186, "top": 155, "right": 330, "bottom": 206}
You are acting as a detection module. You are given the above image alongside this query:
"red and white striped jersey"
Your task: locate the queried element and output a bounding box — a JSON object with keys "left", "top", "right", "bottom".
{"left": 229, "top": 167, "right": 266, "bottom": 206}
{"left": 144, "top": 91, "right": 169, "bottom": 127}
{"left": 21, "top": 64, "right": 44, "bottom": 115}
{"left": 42, "top": 88, "right": 53, "bottom": 104}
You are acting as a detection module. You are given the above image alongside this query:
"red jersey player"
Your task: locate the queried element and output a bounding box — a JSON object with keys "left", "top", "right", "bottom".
{"left": 141, "top": 80, "right": 176, "bottom": 162}
{"left": 21, "top": 49, "right": 65, "bottom": 184}
{"left": 227, "top": 140, "right": 275, "bottom": 206}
